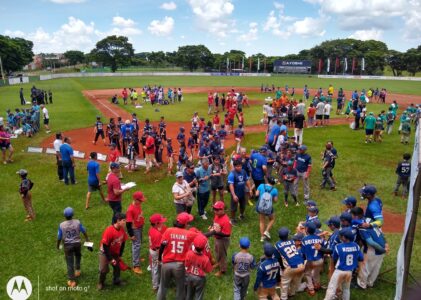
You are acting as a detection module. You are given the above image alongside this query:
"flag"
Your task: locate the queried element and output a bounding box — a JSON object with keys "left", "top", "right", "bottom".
{"left": 352, "top": 57, "right": 357, "bottom": 73}
{"left": 344, "top": 57, "right": 348, "bottom": 72}
{"left": 318, "top": 58, "right": 323, "bottom": 74}
{"left": 327, "top": 58, "right": 330, "bottom": 73}
{"left": 257, "top": 57, "right": 260, "bottom": 71}
{"left": 242, "top": 56, "right": 245, "bottom": 70}
{"left": 361, "top": 57, "right": 365, "bottom": 71}
{"left": 227, "top": 57, "right": 230, "bottom": 71}
{"left": 335, "top": 57, "right": 340, "bottom": 73}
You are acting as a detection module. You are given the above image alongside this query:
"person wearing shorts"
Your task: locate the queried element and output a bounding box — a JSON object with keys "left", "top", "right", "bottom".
{"left": 228, "top": 160, "right": 252, "bottom": 223}
{"left": 255, "top": 177, "right": 278, "bottom": 242}
{"left": 0, "top": 124, "right": 14, "bottom": 164}
{"left": 86, "top": 152, "right": 105, "bottom": 209}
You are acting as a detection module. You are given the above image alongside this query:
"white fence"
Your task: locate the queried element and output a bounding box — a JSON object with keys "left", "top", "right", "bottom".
{"left": 318, "top": 75, "right": 421, "bottom": 81}
{"left": 9, "top": 77, "right": 29, "bottom": 85}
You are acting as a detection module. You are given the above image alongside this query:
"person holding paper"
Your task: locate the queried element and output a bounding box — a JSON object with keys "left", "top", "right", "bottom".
{"left": 107, "top": 162, "right": 130, "bottom": 224}
{"left": 57, "top": 207, "right": 89, "bottom": 288}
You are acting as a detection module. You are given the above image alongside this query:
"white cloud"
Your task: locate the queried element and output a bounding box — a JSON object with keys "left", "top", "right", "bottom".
{"left": 349, "top": 28, "right": 383, "bottom": 40}
{"left": 112, "top": 16, "right": 136, "bottom": 28}
{"left": 49, "top": 0, "right": 86, "bottom": 3}
{"left": 187, "top": 0, "right": 235, "bottom": 38}
{"left": 273, "top": 1, "right": 284, "bottom": 11}
{"left": 288, "top": 17, "right": 325, "bottom": 37}
{"left": 148, "top": 16, "right": 174, "bottom": 36}
{"left": 160, "top": 1, "right": 177, "bottom": 10}
{"left": 238, "top": 22, "right": 258, "bottom": 42}
{"left": 4, "top": 30, "right": 25, "bottom": 37}
{"left": 403, "top": 1, "right": 421, "bottom": 40}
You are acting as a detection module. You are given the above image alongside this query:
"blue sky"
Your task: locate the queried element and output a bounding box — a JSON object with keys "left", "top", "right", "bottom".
{"left": 1, "top": 0, "right": 420, "bottom": 55}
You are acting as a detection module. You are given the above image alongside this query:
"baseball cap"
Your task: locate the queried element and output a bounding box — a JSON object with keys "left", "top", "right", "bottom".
{"left": 308, "top": 206, "right": 319, "bottom": 214}
{"left": 325, "top": 216, "right": 341, "bottom": 228}
{"left": 133, "top": 191, "right": 146, "bottom": 201}
{"left": 175, "top": 171, "right": 184, "bottom": 178}
{"left": 278, "top": 227, "right": 290, "bottom": 240}
{"left": 292, "top": 232, "right": 304, "bottom": 241}
{"left": 359, "top": 185, "right": 377, "bottom": 196}
{"left": 63, "top": 207, "right": 74, "bottom": 217}
{"left": 340, "top": 212, "right": 352, "bottom": 223}
{"left": 110, "top": 162, "right": 120, "bottom": 169}
{"left": 287, "top": 160, "right": 294, "bottom": 166}
{"left": 263, "top": 242, "right": 275, "bottom": 257}
{"left": 193, "top": 235, "right": 208, "bottom": 250}
{"left": 342, "top": 196, "right": 357, "bottom": 206}
{"left": 305, "top": 200, "right": 317, "bottom": 207}
{"left": 339, "top": 228, "right": 354, "bottom": 241}
{"left": 313, "top": 219, "right": 322, "bottom": 229}
{"left": 304, "top": 222, "right": 317, "bottom": 234}
{"left": 213, "top": 201, "right": 225, "bottom": 210}
{"left": 299, "top": 145, "right": 307, "bottom": 151}
{"left": 259, "top": 145, "right": 268, "bottom": 152}
{"left": 16, "top": 169, "right": 28, "bottom": 176}
{"left": 176, "top": 212, "right": 194, "bottom": 225}
{"left": 239, "top": 237, "right": 251, "bottom": 249}
{"left": 150, "top": 213, "right": 167, "bottom": 224}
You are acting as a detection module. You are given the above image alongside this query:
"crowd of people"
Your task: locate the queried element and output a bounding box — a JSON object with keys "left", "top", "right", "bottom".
{"left": 111, "top": 86, "right": 184, "bottom": 106}
{"left": 10, "top": 82, "right": 415, "bottom": 300}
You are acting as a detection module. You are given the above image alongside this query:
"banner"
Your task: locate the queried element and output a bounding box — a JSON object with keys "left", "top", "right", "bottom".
{"left": 335, "top": 57, "right": 340, "bottom": 73}
{"left": 327, "top": 58, "right": 330, "bottom": 73}
{"left": 318, "top": 59, "right": 323, "bottom": 74}
{"left": 273, "top": 60, "right": 312, "bottom": 73}
{"left": 344, "top": 58, "right": 348, "bottom": 72}
{"left": 226, "top": 57, "right": 230, "bottom": 70}
{"left": 242, "top": 56, "right": 245, "bottom": 70}
{"left": 362, "top": 57, "right": 365, "bottom": 71}
{"left": 257, "top": 57, "right": 260, "bottom": 71}
{"left": 352, "top": 57, "right": 357, "bottom": 74}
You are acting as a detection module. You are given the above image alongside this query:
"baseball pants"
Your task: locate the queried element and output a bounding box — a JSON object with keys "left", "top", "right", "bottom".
{"left": 234, "top": 274, "right": 250, "bottom": 300}
{"left": 294, "top": 128, "right": 303, "bottom": 145}
{"left": 394, "top": 176, "right": 410, "bottom": 196}
{"left": 149, "top": 249, "right": 161, "bottom": 290}
{"left": 401, "top": 133, "right": 410, "bottom": 143}
{"left": 64, "top": 243, "right": 81, "bottom": 280}
{"left": 321, "top": 167, "right": 335, "bottom": 188}
{"left": 215, "top": 237, "right": 230, "bottom": 273}
{"left": 324, "top": 269, "right": 352, "bottom": 300}
{"left": 357, "top": 247, "right": 384, "bottom": 288}
{"left": 22, "top": 192, "right": 35, "bottom": 219}
{"left": 257, "top": 287, "right": 280, "bottom": 300}
{"left": 186, "top": 274, "right": 206, "bottom": 300}
{"left": 281, "top": 264, "right": 305, "bottom": 300}
{"left": 297, "top": 171, "right": 310, "bottom": 200}
{"left": 304, "top": 259, "right": 324, "bottom": 291}
{"left": 132, "top": 227, "right": 142, "bottom": 267}
{"left": 157, "top": 261, "right": 186, "bottom": 300}
{"left": 283, "top": 181, "right": 297, "bottom": 197}
{"left": 98, "top": 253, "right": 120, "bottom": 284}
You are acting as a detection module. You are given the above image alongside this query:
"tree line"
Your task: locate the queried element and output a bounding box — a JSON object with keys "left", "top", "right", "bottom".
{"left": 1, "top": 34, "right": 420, "bottom": 76}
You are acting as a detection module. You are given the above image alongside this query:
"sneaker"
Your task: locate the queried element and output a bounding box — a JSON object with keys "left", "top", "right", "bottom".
{"left": 231, "top": 219, "right": 237, "bottom": 225}
{"left": 147, "top": 265, "right": 151, "bottom": 272}
{"left": 307, "top": 290, "right": 316, "bottom": 296}
{"left": 264, "top": 231, "right": 271, "bottom": 239}
{"left": 296, "top": 202, "right": 300, "bottom": 206}
{"left": 132, "top": 267, "right": 142, "bottom": 274}
{"left": 330, "top": 187, "right": 337, "bottom": 191}
{"left": 67, "top": 280, "right": 77, "bottom": 287}
{"left": 74, "top": 270, "right": 81, "bottom": 278}
{"left": 260, "top": 236, "right": 265, "bottom": 242}
{"left": 201, "top": 214, "right": 208, "bottom": 220}
{"left": 239, "top": 214, "right": 245, "bottom": 220}
{"left": 97, "top": 283, "right": 104, "bottom": 291}
{"left": 284, "top": 202, "right": 289, "bottom": 207}
{"left": 113, "top": 280, "right": 127, "bottom": 286}
{"left": 214, "top": 271, "right": 224, "bottom": 277}
{"left": 248, "top": 200, "right": 254, "bottom": 206}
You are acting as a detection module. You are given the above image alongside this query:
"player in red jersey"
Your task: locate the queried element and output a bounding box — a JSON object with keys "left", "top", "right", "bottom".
{"left": 157, "top": 212, "right": 196, "bottom": 300}
{"left": 98, "top": 213, "right": 128, "bottom": 290}
{"left": 126, "top": 191, "right": 146, "bottom": 274}
{"left": 185, "top": 235, "right": 213, "bottom": 300}
{"left": 148, "top": 213, "right": 168, "bottom": 292}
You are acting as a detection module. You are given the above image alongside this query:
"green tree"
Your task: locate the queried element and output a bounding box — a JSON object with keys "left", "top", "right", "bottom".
{"left": 64, "top": 50, "right": 85, "bottom": 66}
{"left": 387, "top": 50, "right": 405, "bottom": 76}
{"left": 0, "top": 35, "right": 34, "bottom": 73}
{"left": 176, "top": 45, "right": 214, "bottom": 72}
{"left": 403, "top": 46, "right": 421, "bottom": 76}
{"left": 91, "top": 35, "right": 134, "bottom": 72}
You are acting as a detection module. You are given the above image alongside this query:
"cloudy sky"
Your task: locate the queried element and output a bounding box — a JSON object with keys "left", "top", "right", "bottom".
{"left": 1, "top": 0, "right": 420, "bottom": 55}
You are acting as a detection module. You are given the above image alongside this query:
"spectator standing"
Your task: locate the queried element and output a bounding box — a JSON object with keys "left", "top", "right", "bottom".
{"left": 60, "top": 137, "right": 76, "bottom": 185}
{"left": 195, "top": 158, "right": 212, "bottom": 220}
{"left": 85, "top": 152, "right": 106, "bottom": 209}
{"left": 53, "top": 132, "right": 64, "bottom": 181}
{"left": 106, "top": 162, "right": 129, "bottom": 223}
{"left": 293, "top": 111, "right": 305, "bottom": 145}
{"left": 172, "top": 171, "right": 194, "bottom": 214}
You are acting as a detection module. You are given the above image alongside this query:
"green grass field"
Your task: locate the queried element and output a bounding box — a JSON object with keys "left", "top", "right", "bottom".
{"left": 1, "top": 76, "right": 420, "bottom": 300}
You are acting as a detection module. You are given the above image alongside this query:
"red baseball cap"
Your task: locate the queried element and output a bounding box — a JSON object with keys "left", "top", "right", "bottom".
{"left": 133, "top": 191, "right": 146, "bottom": 201}
{"left": 176, "top": 212, "right": 194, "bottom": 225}
{"left": 149, "top": 214, "right": 167, "bottom": 224}
{"left": 213, "top": 201, "right": 225, "bottom": 210}
{"left": 193, "top": 234, "right": 208, "bottom": 250}
{"left": 189, "top": 227, "right": 201, "bottom": 234}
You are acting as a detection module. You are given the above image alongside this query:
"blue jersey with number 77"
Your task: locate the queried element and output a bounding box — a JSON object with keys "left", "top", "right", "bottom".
{"left": 302, "top": 234, "right": 327, "bottom": 261}
{"left": 333, "top": 242, "right": 364, "bottom": 271}
{"left": 253, "top": 258, "right": 280, "bottom": 290}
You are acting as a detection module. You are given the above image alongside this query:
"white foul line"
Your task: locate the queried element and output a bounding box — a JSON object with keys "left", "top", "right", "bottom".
{"left": 87, "top": 92, "right": 119, "bottom": 117}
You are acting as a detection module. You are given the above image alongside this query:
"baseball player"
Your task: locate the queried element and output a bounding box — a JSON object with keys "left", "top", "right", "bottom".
{"left": 281, "top": 160, "right": 298, "bottom": 207}
{"left": 324, "top": 228, "right": 364, "bottom": 300}
{"left": 228, "top": 160, "right": 253, "bottom": 223}
{"left": 126, "top": 191, "right": 146, "bottom": 274}
{"left": 232, "top": 237, "right": 256, "bottom": 300}
{"left": 157, "top": 212, "right": 196, "bottom": 300}
{"left": 98, "top": 213, "right": 128, "bottom": 290}
{"left": 205, "top": 201, "right": 232, "bottom": 277}
{"left": 393, "top": 153, "right": 411, "bottom": 197}
{"left": 185, "top": 234, "right": 213, "bottom": 300}
{"left": 254, "top": 243, "right": 281, "bottom": 300}
{"left": 342, "top": 196, "right": 357, "bottom": 213}
{"left": 148, "top": 214, "right": 167, "bottom": 292}
{"left": 302, "top": 222, "right": 326, "bottom": 296}
{"left": 351, "top": 207, "right": 387, "bottom": 289}
{"left": 359, "top": 185, "right": 383, "bottom": 228}
{"left": 294, "top": 145, "right": 312, "bottom": 201}
{"left": 93, "top": 116, "right": 106, "bottom": 145}
{"left": 57, "top": 207, "right": 89, "bottom": 287}
{"left": 275, "top": 227, "right": 305, "bottom": 300}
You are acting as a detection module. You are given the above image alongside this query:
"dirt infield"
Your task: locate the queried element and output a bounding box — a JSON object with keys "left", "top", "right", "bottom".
{"left": 382, "top": 210, "right": 405, "bottom": 233}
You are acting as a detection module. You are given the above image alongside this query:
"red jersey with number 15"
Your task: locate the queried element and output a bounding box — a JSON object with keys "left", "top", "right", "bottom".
{"left": 160, "top": 227, "right": 195, "bottom": 263}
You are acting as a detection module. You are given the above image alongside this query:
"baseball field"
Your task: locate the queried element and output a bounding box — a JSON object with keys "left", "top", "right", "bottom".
{"left": 1, "top": 75, "right": 421, "bottom": 299}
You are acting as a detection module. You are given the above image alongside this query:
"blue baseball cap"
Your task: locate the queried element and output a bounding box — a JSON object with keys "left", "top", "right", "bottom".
{"left": 64, "top": 207, "right": 74, "bottom": 217}
{"left": 325, "top": 216, "right": 341, "bottom": 228}
{"left": 259, "top": 145, "right": 268, "bottom": 152}
{"left": 305, "top": 200, "right": 317, "bottom": 207}
{"left": 342, "top": 196, "right": 357, "bottom": 206}
{"left": 239, "top": 237, "right": 251, "bottom": 249}
{"left": 292, "top": 232, "right": 304, "bottom": 241}
{"left": 313, "top": 219, "right": 322, "bottom": 229}
{"left": 304, "top": 222, "right": 317, "bottom": 234}
{"left": 299, "top": 145, "right": 307, "bottom": 151}
{"left": 263, "top": 243, "right": 275, "bottom": 257}
{"left": 340, "top": 212, "right": 352, "bottom": 223}
{"left": 339, "top": 228, "right": 354, "bottom": 241}
{"left": 359, "top": 185, "right": 377, "bottom": 197}
{"left": 278, "top": 227, "right": 290, "bottom": 240}
{"left": 308, "top": 206, "right": 319, "bottom": 214}
{"left": 110, "top": 162, "right": 120, "bottom": 169}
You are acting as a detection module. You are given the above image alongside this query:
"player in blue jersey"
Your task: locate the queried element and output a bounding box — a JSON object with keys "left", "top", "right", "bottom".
{"left": 359, "top": 185, "right": 383, "bottom": 228}
{"left": 93, "top": 116, "right": 106, "bottom": 145}
{"left": 275, "top": 227, "right": 305, "bottom": 300}
{"left": 302, "top": 222, "right": 326, "bottom": 296}
{"left": 324, "top": 228, "right": 364, "bottom": 300}
{"left": 351, "top": 207, "right": 387, "bottom": 289}
{"left": 254, "top": 243, "right": 281, "bottom": 300}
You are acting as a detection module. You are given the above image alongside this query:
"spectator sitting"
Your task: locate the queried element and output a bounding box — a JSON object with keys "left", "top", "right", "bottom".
{"left": 111, "top": 94, "right": 119, "bottom": 104}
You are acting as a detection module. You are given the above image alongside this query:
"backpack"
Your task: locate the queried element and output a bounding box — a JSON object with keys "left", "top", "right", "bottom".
{"left": 257, "top": 185, "right": 274, "bottom": 215}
